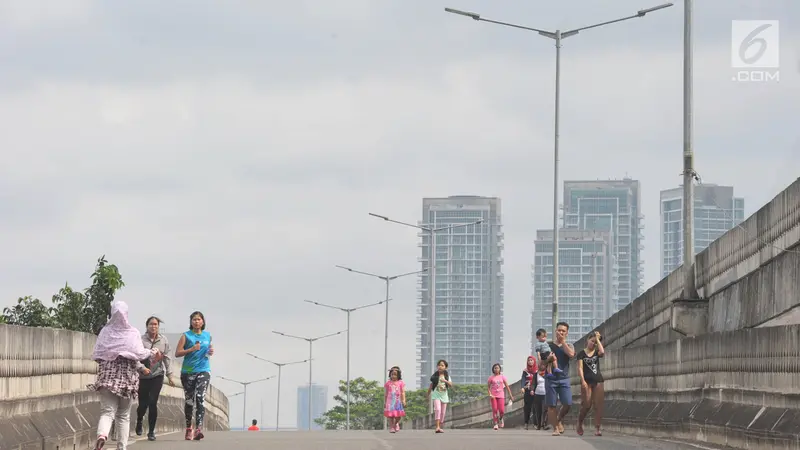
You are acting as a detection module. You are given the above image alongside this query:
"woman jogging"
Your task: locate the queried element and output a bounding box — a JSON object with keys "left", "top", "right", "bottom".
{"left": 175, "top": 311, "right": 214, "bottom": 441}
{"left": 135, "top": 316, "right": 175, "bottom": 441}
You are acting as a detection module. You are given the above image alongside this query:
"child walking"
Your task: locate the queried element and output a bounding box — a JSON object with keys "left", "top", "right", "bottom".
{"left": 384, "top": 366, "right": 406, "bottom": 433}
{"left": 427, "top": 359, "right": 452, "bottom": 434}
{"left": 87, "top": 301, "right": 161, "bottom": 450}
{"left": 488, "top": 363, "right": 514, "bottom": 430}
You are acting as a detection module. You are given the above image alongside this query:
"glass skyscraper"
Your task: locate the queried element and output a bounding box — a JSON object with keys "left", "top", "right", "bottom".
{"left": 296, "top": 384, "right": 327, "bottom": 430}
{"left": 531, "top": 229, "right": 616, "bottom": 344}
{"left": 562, "top": 179, "right": 644, "bottom": 311}
{"left": 416, "top": 196, "right": 504, "bottom": 388}
{"left": 660, "top": 184, "right": 745, "bottom": 278}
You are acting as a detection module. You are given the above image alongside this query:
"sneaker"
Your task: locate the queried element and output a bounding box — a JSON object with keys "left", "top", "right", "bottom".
{"left": 184, "top": 428, "right": 193, "bottom": 440}
{"left": 499, "top": 418, "right": 504, "bottom": 428}
{"left": 493, "top": 424, "right": 498, "bottom": 430}
{"left": 147, "top": 432, "right": 156, "bottom": 441}
{"left": 94, "top": 436, "right": 106, "bottom": 450}
{"left": 193, "top": 427, "right": 204, "bottom": 440}
{"left": 135, "top": 420, "right": 143, "bottom": 436}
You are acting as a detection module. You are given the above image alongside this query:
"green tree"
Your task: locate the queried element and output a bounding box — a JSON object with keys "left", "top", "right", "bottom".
{"left": 1, "top": 296, "right": 55, "bottom": 327}
{"left": 449, "top": 383, "right": 488, "bottom": 404}
{"left": 51, "top": 283, "right": 90, "bottom": 332}
{"left": 315, "top": 378, "right": 384, "bottom": 430}
{"left": 83, "top": 256, "right": 125, "bottom": 335}
{"left": 315, "top": 378, "right": 490, "bottom": 430}
{"left": 1, "top": 256, "right": 124, "bottom": 334}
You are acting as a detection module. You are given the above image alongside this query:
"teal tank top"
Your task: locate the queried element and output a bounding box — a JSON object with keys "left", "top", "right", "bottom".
{"left": 181, "top": 330, "right": 212, "bottom": 374}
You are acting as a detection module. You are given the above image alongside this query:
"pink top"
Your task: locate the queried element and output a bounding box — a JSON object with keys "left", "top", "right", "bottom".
{"left": 488, "top": 374, "right": 508, "bottom": 398}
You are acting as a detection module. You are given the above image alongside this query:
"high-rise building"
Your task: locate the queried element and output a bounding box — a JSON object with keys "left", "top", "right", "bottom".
{"left": 296, "top": 384, "right": 327, "bottom": 430}
{"left": 531, "top": 229, "right": 616, "bottom": 345}
{"left": 562, "top": 179, "right": 644, "bottom": 312}
{"left": 416, "top": 196, "right": 504, "bottom": 388}
{"left": 660, "top": 184, "right": 745, "bottom": 278}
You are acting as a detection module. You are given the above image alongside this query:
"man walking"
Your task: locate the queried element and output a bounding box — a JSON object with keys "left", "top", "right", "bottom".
{"left": 545, "top": 322, "right": 575, "bottom": 436}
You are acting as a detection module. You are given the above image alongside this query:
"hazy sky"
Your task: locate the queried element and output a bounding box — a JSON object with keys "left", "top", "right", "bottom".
{"left": 1, "top": 0, "right": 797, "bottom": 428}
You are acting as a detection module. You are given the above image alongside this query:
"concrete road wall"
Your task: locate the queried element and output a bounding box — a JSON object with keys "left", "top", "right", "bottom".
{"left": 0, "top": 324, "right": 230, "bottom": 450}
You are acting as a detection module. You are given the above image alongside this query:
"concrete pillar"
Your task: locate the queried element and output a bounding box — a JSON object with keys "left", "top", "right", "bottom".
{"left": 670, "top": 298, "right": 709, "bottom": 336}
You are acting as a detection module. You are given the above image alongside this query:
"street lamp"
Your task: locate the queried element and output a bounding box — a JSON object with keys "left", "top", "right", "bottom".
{"left": 245, "top": 354, "right": 309, "bottom": 431}
{"left": 216, "top": 375, "right": 274, "bottom": 431}
{"left": 444, "top": 3, "right": 674, "bottom": 332}
{"left": 272, "top": 330, "right": 345, "bottom": 431}
{"left": 303, "top": 299, "right": 386, "bottom": 431}
{"left": 334, "top": 265, "right": 425, "bottom": 429}
{"left": 368, "top": 212, "right": 482, "bottom": 410}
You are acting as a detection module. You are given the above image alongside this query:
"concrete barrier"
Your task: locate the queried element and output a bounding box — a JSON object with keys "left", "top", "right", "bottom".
{"left": 0, "top": 324, "right": 229, "bottom": 450}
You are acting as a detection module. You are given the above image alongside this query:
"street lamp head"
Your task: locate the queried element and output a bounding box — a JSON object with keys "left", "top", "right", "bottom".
{"left": 368, "top": 213, "right": 389, "bottom": 221}
{"left": 637, "top": 3, "right": 673, "bottom": 16}
{"left": 445, "top": 7, "right": 480, "bottom": 20}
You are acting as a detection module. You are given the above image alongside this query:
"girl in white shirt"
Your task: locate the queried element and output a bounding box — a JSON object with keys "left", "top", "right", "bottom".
{"left": 532, "top": 366, "right": 548, "bottom": 429}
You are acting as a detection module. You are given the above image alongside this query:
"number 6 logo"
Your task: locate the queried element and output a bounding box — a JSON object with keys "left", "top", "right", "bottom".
{"left": 731, "top": 20, "right": 780, "bottom": 69}
{"left": 738, "top": 23, "right": 771, "bottom": 65}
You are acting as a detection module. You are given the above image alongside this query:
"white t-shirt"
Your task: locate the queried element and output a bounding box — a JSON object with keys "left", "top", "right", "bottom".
{"left": 535, "top": 374, "right": 546, "bottom": 396}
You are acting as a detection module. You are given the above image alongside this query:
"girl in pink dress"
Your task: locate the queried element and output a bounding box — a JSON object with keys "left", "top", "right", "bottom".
{"left": 384, "top": 366, "right": 406, "bottom": 433}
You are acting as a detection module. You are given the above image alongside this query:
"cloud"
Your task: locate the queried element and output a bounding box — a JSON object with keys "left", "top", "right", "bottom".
{"left": 1, "top": 0, "right": 798, "bottom": 428}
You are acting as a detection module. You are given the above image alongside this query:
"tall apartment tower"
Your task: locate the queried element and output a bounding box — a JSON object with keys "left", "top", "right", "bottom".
{"left": 417, "top": 196, "right": 504, "bottom": 389}
{"left": 531, "top": 229, "right": 616, "bottom": 345}
{"left": 296, "top": 384, "right": 328, "bottom": 430}
{"left": 660, "top": 184, "right": 745, "bottom": 278}
{"left": 562, "top": 179, "right": 644, "bottom": 312}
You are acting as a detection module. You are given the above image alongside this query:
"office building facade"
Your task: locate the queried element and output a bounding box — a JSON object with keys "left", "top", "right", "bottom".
{"left": 660, "top": 184, "right": 745, "bottom": 278}
{"left": 416, "top": 196, "right": 504, "bottom": 388}
{"left": 562, "top": 179, "right": 644, "bottom": 312}
{"left": 531, "top": 229, "right": 616, "bottom": 346}
{"left": 296, "top": 384, "right": 327, "bottom": 430}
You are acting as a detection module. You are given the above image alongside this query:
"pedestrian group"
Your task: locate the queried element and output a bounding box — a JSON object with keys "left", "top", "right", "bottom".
{"left": 86, "top": 301, "right": 603, "bottom": 448}
{"left": 379, "top": 320, "right": 606, "bottom": 437}
{"left": 87, "top": 301, "right": 214, "bottom": 449}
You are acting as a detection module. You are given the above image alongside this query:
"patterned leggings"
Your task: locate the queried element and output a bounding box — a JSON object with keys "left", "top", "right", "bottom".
{"left": 181, "top": 372, "right": 211, "bottom": 429}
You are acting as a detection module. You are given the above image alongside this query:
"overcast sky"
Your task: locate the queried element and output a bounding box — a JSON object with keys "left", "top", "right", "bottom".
{"left": 1, "top": 0, "right": 797, "bottom": 429}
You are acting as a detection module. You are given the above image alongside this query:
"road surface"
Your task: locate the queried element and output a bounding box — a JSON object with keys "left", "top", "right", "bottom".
{"left": 132, "top": 429, "right": 715, "bottom": 450}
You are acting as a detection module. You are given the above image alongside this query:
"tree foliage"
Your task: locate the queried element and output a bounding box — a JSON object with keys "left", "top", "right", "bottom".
{"left": 315, "top": 377, "right": 488, "bottom": 430}
{"left": 1, "top": 256, "right": 125, "bottom": 335}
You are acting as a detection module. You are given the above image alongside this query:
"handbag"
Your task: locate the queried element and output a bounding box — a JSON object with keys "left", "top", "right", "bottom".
{"left": 141, "top": 337, "right": 157, "bottom": 370}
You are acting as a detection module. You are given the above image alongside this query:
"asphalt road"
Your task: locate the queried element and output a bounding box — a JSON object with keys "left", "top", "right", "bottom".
{"left": 131, "top": 429, "right": 716, "bottom": 450}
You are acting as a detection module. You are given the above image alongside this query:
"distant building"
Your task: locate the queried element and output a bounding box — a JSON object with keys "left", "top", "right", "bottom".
{"left": 562, "top": 179, "right": 644, "bottom": 312}
{"left": 296, "top": 384, "right": 327, "bottom": 430}
{"left": 532, "top": 229, "right": 616, "bottom": 344}
{"left": 416, "top": 195, "right": 504, "bottom": 388}
{"left": 660, "top": 184, "right": 745, "bottom": 278}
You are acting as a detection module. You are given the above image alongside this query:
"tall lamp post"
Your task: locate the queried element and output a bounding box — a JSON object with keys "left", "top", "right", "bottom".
{"left": 245, "top": 354, "right": 309, "bottom": 431}
{"left": 303, "top": 299, "right": 386, "bottom": 430}
{"left": 334, "top": 265, "right": 426, "bottom": 429}
{"left": 368, "top": 212, "right": 482, "bottom": 411}
{"left": 272, "top": 330, "right": 345, "bottom": 430}
{"left": 444, "top": 2, "right": 674, "bottom": 332}
{"left": 216, "top": 375, "right": 274, "bottom": 431}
